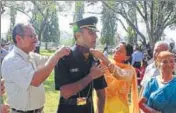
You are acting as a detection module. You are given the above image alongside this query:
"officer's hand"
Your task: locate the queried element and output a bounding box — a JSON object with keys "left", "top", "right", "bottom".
{"left": 89, "top": 64, "right": 106, "bottom": 80}
{"left": 0, "top": 79, "right": 5, "bottom": 96}
{"left": 90, "top": 49, "right": 104, "bottom": 59}
{"left": 57, "top": 47, "right": 71, "bottom": 58}
{"left": 0, "top": 104, "right": 10, "bottom": 113}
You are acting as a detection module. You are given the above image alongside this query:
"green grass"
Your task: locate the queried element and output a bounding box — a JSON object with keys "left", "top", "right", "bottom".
{"left": 40, "top": 49, "right": 59, "bottom": 113}
{"left": 40, "top": 49, "right": 55, "bottom": 56}
{"left": 43, "top": 72, "right": 59, "bottom": 113}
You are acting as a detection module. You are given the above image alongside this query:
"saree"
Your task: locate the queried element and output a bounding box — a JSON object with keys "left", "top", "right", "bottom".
{"left": 143, "top": 76, "right": 176, "bottom": 113}
{"left": 104, "top": 61, "right": 139, "bottom": 113}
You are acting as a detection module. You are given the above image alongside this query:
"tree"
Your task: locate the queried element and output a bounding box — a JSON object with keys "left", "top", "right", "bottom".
{"left": 71, "top": 1, "right": 85, "bottom": 45}
{"left": 2, "top": 1, "right": 62, "bottom": 52}
{"left": 1, "top": 2, "right": 5, "bottom": 15}
{"left": 74, "top": 1, "right": 84, "bottom": 21}
{"left": 7, "top": 3, "right": 17, "bottom": 41}
{"left": 101, "top": 1, "right": 117, "bottom": 46}
{"left": 102, "top": 1, "right": 176, "bottom": 48}
{"left": 126, "top": 26, "right": 137, "bottom": 44}
{"left": 42, "top": 5, "right": 60, "bottom": 50}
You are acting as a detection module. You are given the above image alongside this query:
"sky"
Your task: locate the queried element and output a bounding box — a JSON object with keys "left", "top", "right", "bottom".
{"left": 1, "top": 2, "right": 176, "bottom": 43}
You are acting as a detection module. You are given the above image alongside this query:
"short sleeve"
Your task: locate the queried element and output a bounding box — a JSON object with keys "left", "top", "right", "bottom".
{"left": 30, "top": 52, "right": 48, "bottom": 66}
{"left": 142, "top": 78, "right": 155, "bottom": 99}
{"left": 93, "top": 76, "right": 107, "bottom": 90}
{"left": 2, "top": 58, "right": 34, "bottom": 90}
{"left": 54, "top": 58, "right": 70, "bottom": 90}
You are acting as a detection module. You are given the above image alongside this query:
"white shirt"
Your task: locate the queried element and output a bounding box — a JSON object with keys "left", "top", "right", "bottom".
{"left": 131, "top": 50, "right": 144, "bottom": 65}
{"left": 141, "top": 62, "right": 176, "bottom": 87}
{"left": 140, "top": 62, "right": 160, "bottom": 87}
{"left": 1, "top": 46, "right": 48, "bottom": 111}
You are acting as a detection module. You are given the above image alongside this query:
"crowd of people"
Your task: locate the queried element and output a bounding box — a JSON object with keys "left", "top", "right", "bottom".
{"left": 0, "top": 16, "right": 176, "bottom": 113}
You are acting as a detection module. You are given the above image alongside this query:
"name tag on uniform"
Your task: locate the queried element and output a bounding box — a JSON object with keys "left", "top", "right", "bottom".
{"left": 70, "top": 68, "right": 79, "bottom": 73}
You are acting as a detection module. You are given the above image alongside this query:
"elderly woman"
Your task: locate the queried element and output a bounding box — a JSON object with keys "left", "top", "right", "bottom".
{"left": 90, "top": 42, "right": 139, "bottom": 113}
{"left": 139, "top": 51, "right": 176, "bottom": 113}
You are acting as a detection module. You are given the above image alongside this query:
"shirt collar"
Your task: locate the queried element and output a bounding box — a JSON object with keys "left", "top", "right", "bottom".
{"left": 75, "top": 44, "right": 89, "bottom": 54}
{"left": 72, "top": 44, "right": 93, "bottom": 60}
{"left": 14, "top": 46, "right": 30, "bottom": 61}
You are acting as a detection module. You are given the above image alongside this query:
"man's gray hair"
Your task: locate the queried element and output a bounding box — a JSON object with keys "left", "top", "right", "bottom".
{"left": 155, "top": 41, "right": 170, "bottom": 50}
{"left": 12, "top": 23, "right": 31, "bottom": 44}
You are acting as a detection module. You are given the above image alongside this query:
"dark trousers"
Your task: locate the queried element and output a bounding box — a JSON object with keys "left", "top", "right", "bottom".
{"left": 57, "top": 102, "right": 94, "bottom": 113}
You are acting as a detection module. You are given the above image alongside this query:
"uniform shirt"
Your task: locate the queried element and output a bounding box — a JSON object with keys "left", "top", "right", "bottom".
{"left": 55, "top": 45, "right": 107, "bottom": 100}
{"left": 131, "top": 50, "right": 144, "bottom": 65}
{"left": 1, "top": 46, "right": 48, "bottom": 111}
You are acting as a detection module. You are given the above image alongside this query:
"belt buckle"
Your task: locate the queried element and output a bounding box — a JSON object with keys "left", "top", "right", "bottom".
{"left": 77, "top": 97, "right": 87, "bottom": 106}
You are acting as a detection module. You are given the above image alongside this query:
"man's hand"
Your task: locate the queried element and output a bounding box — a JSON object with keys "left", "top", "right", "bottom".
{"left": 57, "top": 47, "right": 71, "bottom": 58}
{"left": 89, "top": 64, "right": 106, "bottom": 80}
{"left": 0, "top": 79, "right": 5, "bottom": 96}
{"left": 0, "top": 104, "right": 10, "bottom": 113}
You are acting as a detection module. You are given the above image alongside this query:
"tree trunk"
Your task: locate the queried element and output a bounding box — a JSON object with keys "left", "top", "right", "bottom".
{"left": 45, "top": 42, "right": 48, "bottom": 50}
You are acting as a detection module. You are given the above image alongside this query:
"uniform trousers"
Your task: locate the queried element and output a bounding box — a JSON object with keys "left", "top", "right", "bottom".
{"left": 57, "top": 102, "right": 94, "bottom": 113}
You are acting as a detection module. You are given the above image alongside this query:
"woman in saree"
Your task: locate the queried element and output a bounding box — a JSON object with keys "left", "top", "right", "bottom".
{"left": 90, "top": 42, "right": 139, "bottom": 113}
{"left": 139, "top": 51, "right": 176, "bottom": 113}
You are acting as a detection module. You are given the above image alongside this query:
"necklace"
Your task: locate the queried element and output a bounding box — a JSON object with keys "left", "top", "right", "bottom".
{"left": 159, "top": 75, "right": 173, "bottom": 84}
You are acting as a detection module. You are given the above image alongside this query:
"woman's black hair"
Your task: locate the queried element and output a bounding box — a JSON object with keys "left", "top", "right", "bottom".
{"left": 121, "top": 42, "right": 133, "bottom": 64}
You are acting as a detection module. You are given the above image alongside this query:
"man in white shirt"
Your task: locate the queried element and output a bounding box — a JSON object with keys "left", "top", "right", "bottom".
{"left": 140, "top": 41, "right": 169, "bottom": 96}
{"left": 1, "top": 23, "right": 70, "bottom": 113}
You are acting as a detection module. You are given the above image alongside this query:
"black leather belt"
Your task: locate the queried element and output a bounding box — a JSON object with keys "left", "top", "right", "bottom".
{"left": 60, "top": 97, "right": 92, "bottom": 105}
{"left": 11, "top": 107, "right": 43, "bottom": 113}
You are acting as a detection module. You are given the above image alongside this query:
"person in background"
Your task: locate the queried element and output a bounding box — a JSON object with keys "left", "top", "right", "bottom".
{"left": 0, "top": 45, "right": 9, "bottom": 62}
{"left": 34, "top": 40, "right": 40, "bottom": 54}
{"left": 132, "top": 46, "right": 144, "bottom": 69}
{"left": 140, "top": 41, "right": 169, "bottom": 97}
{"left": 103, "top": 46, "right": 108, "bottom": 58}
{"left": 90, "top": 42, "right": 139, "bottom": 113}
{"left": 139, "top": 51, "right": 176, "bottom": 113}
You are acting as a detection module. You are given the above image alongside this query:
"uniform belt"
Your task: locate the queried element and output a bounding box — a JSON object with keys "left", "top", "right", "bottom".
{"left": 11, "top": 107, "right": 43, "bottom": 113}
{"left": 60, "top": 97, "right": 92, "bottom": 105}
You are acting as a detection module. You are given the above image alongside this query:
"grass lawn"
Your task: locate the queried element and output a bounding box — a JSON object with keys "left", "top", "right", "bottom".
{"left": 40, "top": 49, "right": 59, "bottom": 113}
{"left": 43, "top": 72, "right": 59, "bottom": 113}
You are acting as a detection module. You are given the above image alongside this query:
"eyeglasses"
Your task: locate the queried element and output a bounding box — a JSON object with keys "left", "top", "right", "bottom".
{"left": 19, "top": 34, "right": 37, "bottom": 40}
